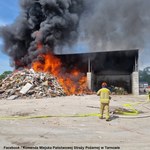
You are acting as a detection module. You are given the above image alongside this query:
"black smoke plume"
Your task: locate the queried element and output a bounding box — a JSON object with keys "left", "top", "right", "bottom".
{"left": 1, "top": 0, "right": 150, "bottom": 69}
{"left": 0, "top": 0, "right": 83, "bottom": 69}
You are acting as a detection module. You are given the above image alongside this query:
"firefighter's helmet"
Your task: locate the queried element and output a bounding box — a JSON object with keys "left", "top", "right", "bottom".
{"left": 102, "top": 82, "right": 107, "bottom": 87}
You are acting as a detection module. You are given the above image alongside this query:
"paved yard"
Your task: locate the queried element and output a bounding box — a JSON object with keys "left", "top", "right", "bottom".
{"left": 0, "top": 95, "right": 150, "bottom": 150}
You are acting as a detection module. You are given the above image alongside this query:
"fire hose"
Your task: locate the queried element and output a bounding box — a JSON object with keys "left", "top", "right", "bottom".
{"left": 113, "top": 97, "right": 150, "bottom": 118}
{"left": 0, "top": 99, "right": 149, "bottom": 120}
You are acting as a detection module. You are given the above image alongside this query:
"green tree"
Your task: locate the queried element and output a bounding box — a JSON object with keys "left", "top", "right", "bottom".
{"left": 0, "top": 71, "right": 12, "bottom": 80}
{"left": 139, "top": 67, "right": 150, "bottom": 85}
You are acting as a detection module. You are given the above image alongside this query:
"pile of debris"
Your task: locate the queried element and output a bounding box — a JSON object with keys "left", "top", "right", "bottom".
{"left": 110, "top": 86, "right": 128, "bottom": 95}
{"left": 0, "top": 69, "right": 65, "bottom": 100}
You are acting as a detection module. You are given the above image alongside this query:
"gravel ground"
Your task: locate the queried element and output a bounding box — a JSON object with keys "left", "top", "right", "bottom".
{"left": 0, "top": 95, "right": 150, "bottom": 150}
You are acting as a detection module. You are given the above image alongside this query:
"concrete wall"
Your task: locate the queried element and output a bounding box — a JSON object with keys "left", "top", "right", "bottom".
{"left": 87, "top": 72, "right": 93, "bottom": 90}
{"left": 132, "top": 71, "right": 139, "bottom": 95}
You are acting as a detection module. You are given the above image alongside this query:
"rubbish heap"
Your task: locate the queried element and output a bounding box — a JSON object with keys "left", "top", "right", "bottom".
{"left": 0, "top": 69, "right": 65, "bottom": 100}
{"left": 111, "top": 86, "right": 128, "bottom": 95}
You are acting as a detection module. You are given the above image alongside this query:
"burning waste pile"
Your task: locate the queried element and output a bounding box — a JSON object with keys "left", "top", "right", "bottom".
{"left": 0, "top": 0, "right": 92, "bottom": 99}
{"left": 0, "top": 52, "right": 92, "bottom": 100}
{"left": 0, "top": 54, "right": 93, "bottom": 100}
{"left": 0, "top": 69, "right": 65, "bottom": 100}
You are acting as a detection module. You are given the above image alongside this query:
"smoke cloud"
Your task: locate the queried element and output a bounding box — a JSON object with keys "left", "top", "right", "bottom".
{"left": 0, "top": 0, "right": 83, "bottom": 68}
{"left": 1, "top": 0, "right": 150, "bottom": 69}
{"left": 79, "top": 0, "right": 150, "bottom": 51}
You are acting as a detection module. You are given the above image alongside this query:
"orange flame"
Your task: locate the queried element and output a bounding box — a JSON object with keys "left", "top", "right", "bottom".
{"left": 32, "top": 53, "right": 62, "bottom": 76}
{"left": 32, "top": 52, "right": 90, "bottom": 95}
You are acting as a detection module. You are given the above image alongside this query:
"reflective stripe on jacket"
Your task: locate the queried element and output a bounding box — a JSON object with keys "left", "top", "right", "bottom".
{"left": 97, "top": 88, "right": 111, "bottom": 103}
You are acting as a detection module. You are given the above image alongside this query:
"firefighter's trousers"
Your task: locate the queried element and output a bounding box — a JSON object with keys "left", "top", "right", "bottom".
{"left": 100, "top": 103, "right": 110, "bottom": 119}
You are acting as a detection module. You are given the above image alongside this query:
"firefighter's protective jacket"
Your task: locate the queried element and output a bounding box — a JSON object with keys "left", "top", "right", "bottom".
{"left": 97, "top": 88, "right": 111, "bottom": 103}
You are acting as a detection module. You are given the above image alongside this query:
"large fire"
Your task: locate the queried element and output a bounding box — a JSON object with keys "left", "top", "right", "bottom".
{"left": 32, "top": 53, "right": 90, "bottom": 95}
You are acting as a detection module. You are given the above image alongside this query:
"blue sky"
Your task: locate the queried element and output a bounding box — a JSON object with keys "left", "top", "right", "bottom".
{"left": 0, "top": 0, "right": 19, "bottom": 74}
{"left": 0, "top": 0, "right": 150, "bottom": 74}
{"left": 0, "top": 0, "right": 19, "bottom": 24}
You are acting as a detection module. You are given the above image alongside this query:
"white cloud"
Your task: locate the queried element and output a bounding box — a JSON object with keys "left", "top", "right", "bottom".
{"left": 0, "top": 46, "right": 13, "bottom": 74}
{"left": 139, "top": 49, "right": 150, "bottom": 69}
{"left": 0, "top": 21, "right": 6, "bottom": 26}
{"left": 0, "top": 59, "right": 13, "bottom": 74}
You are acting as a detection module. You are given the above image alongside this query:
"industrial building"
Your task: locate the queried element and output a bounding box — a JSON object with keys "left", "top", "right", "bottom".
{"left": 58, "top": 49, "right": 139, "bottom": 95}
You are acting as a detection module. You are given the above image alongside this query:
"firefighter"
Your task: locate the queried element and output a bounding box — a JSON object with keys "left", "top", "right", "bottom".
{"left": 97, "top": 82, "right": 111, "bottom": 121}
{"left": 148, "top": 90, "right": 150, "bottom": 101}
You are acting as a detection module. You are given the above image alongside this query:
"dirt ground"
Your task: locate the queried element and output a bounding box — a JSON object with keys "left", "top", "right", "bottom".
{"left": 0, "top": 94, "right": 150, "bottom": 150}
